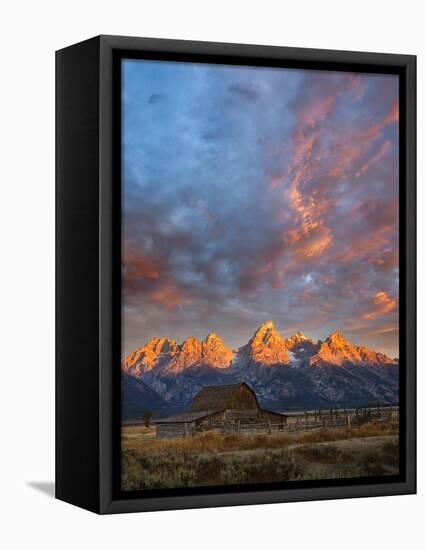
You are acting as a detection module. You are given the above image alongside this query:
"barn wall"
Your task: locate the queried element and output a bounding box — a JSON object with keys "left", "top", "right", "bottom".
{"left": 196, "top": 412, "right": 223, "bottom": 428}
{"left": 223, "top": 408, "right": 260, "bottom": 423}
{"left": 227, "top": 385, "right": 259, "bottom": 410}
{"left": 205, "top": 411, "right": 224, "bottom": 424}
{"left": 259, "top": 410, "right": 288, "bottom": 425}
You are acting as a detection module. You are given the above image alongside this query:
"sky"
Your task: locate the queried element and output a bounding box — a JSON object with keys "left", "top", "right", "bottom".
{"left": 121, "top": 59, "right": 399, "bottom": 358}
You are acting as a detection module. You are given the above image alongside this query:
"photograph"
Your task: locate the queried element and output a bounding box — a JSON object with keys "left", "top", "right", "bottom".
{"left": 120, "top": 58, "right": 400, "bottom": 492}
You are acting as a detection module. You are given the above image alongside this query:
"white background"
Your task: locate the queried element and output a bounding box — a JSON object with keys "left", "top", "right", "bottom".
{"left": 0, "top": 1, "right": 423, "bottom": 548}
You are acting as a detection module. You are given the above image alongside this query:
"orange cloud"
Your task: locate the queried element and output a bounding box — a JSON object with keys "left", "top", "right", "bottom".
{"left": 320, "top": 273, "right": 336, "bottom": 285}
{"left": 298, "top": 94, "right": 335, "bottom": 130}
{"left": 362, "top": 291, "right": 397, "bottom": 320}
{"left": 269, "top": 175, "right": 284, "bottom": 190}
{"left": 265, "top": 98, "right": 337, "bottom": 277}
{"left": 328, "top": 101, "right": 398, "bottom": 180}
{"left": 123, "top": 254, "right": 160, "bottom": 280}
{"left": 283, "top": 144, "right": 333, "bottom": 260}
{"left": 383, "top": 100, "right": 399, "bottom": 125}
{"left": 256, "top": 260, "right": 274, "bottom": 275}
{"left": 356, "top": 140, "right": 391, "bottom": 178}
{"left": 149, "top": 283, "right": 192, "bottom": 310}
{"left": 123, "top": 247, "right": 193, "bottom": 310}
{"left": 364, "top": 100, "right": 399, "bottom": 139}
{"left": 285, "top": 222, "right": 333, "bottom": 259}
{"left": 334, "top": 224, "right": 393, "bottom": 264}
{"left": 368, "top": 325, "right": 398, "bottom": 336}
{"left": 328, "top": 142, "right": 363, "bottom": 178}
{"left": 367, "top": 248, "right": 398, "bottom": 270}
{"left": 261, "top": 77, "right": 397, "bottom": 295}
{"left": 269, "top": 132, "right": 319, "bottom": 191}
{"left": 374, "top": 291, "right": 397, "bottom": 311}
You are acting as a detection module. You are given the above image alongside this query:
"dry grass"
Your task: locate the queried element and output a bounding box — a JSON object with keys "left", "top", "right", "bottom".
{"left": 121, "top": 420, "right": 399, "bottom": 453}
{"left": 122, "top": 425, "right": 155, "bottom": 442}
{"left": 121, "top": 421, "right": 399, "bottom": 491}
{"left": 291, "top": 420, "right": 398, "bottom": 444}
{"left": 123, "top": 424, "right": 155, "bottom": 435}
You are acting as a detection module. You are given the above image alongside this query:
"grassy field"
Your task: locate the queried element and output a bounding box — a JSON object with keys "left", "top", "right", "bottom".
{"left": 121, "top": 421, "right": 399, "bottom": 491}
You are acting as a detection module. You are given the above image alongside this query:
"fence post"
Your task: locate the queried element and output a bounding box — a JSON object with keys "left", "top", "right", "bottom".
{"left": 237, "top": 420, "right": 240, "bottom": 433}
{"left": 184, "top": 422, "right": 187, "bottom": 437}
{"left": 296, "top": 418, "right": 299, "bottom": 432}
{"left": 347, "top": 414, "right": 351, "bottom": 432}
{"left": 268, "top": 420, "right": 272, "bottom": 435}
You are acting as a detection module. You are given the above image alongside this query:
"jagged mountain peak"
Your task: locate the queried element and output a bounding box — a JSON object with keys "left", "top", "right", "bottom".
{"left": 285, "top": 330, "right": 312, "bottom": 349}
{"left": 245, "top": 320, "right": 289, "bottom": 365}
{"left": 121, "top": 336, "right": 177, "bottom": 377}
{"left": 203, "top": 332, "right": 230, "bottom": 354}
{"left": 157, "top": 332, "right": 233, "bottom": 373}
{"left": 204, "top": 332, "right": 222, "bottom": 344}
{"left": 326, "top": 330, "right": 347, "bottom": 347}
{"left": 181, "top": 335, "right": 202, "bottom": 348}
{"left": 259, "top": 319, "right": 276, "bottom": 329}
{"left": 252, "top": 320, "right": 280, "bottom": 344}
{"left": 257, "top": 319, "right": 276, "bottom": 331}
{"left": 310, "top": 331, "right": 397, "bottom": 368}
{"left": 146, "top": 335, "right": 177, "bottom": 353}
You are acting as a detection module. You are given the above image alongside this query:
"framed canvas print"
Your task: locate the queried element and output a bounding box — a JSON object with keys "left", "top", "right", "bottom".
{"left": 56, "top": 35, "right": 416, "bottom": 514}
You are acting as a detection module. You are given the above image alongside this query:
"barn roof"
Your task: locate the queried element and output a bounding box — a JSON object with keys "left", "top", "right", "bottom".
{"left": 190, "top": 382, "right": 257, "bottom": 412}
{"left": 153, "top": 410, "right": 222, "bottom": 424}
{"left": 261, "top": 408, "right": 288, "bottom": 417}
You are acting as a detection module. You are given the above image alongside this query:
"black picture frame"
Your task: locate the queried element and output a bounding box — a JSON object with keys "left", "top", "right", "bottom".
{"left": 56, "top": 35, "right": 416, "bottom": 514}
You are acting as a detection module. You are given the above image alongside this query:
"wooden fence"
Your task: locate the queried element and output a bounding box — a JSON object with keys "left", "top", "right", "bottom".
{"left": 219, "top": 407, "right": 398, "bottom": 435}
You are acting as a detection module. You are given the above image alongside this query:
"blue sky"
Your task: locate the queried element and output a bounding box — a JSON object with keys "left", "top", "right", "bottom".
{"left": 121, "top": 58, "right": 399, "bottom": 357}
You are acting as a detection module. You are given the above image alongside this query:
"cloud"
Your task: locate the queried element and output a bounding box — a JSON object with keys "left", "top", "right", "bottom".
{"left": 356, "top": 140, "right": 391, "bottom": 178}
{"left": 362, "top": 291, "right": 397, "bottom": 320}
{"left": 121, "top": 60, "right": 399, "bottom": 356}
{"left": 228, "top": 83, "right": 260, "bottom": 101}
{"left": 368, "top": 325, "right": 397, "bottom": 336}
{"left": 123, "top": 251, "right": 160, "bottom": 281}
{"left": 147, "top": 93, "right": 165, "bottom": 104}
{"left": 297, "top": 94, "right": 335, "bottom": 129}
{"left": 148, "top": 282, "right": 193, "bottom": 310}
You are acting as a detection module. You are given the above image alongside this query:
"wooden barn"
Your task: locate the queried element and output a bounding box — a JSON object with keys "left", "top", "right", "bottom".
{"left": 154, "top": 382, "right": 287, "bottom": 438}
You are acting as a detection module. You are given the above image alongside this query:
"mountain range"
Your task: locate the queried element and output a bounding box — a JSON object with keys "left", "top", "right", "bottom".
{"left": 121, "top": 320, "right": 399, "bottom": 418}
